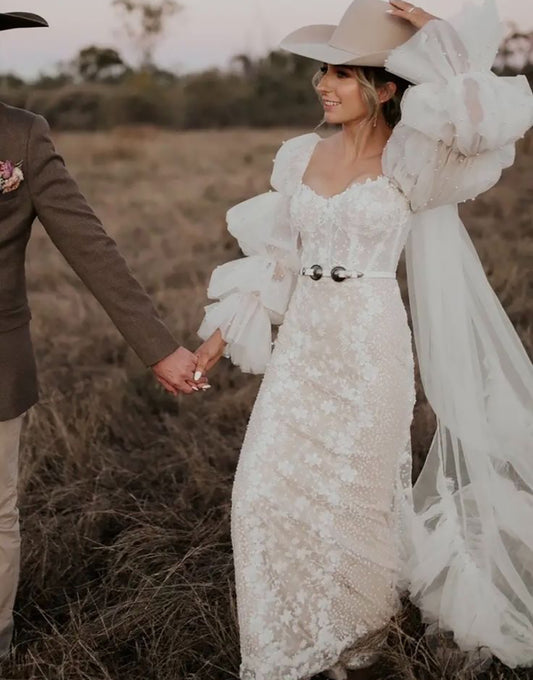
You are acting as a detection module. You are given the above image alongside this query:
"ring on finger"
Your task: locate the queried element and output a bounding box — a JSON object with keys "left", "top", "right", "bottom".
{"left": 408, "top": 5, "right": 418, "bottom": 13}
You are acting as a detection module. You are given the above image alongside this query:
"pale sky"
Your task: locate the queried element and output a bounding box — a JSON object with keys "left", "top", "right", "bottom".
{"left": 0, "top": 0, "right": 531, "bottom": 78}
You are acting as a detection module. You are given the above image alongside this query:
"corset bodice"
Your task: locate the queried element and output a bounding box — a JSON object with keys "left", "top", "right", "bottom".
{"left": 290, "top": 176, "right": 412, "bottom": 273}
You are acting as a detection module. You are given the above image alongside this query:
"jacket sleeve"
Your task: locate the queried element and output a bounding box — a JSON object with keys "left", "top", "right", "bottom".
{"left": 26, "top": 114, "right": 179, "bottom": 367}
{"left": 383, "top": 18, "right": 533, "bottom": 212}
{"left": 197, "top": 133, "right": 318, "bottom": 374}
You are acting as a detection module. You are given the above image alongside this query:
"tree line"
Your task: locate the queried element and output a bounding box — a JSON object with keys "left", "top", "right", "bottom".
{"left": 0, "top": 47, "right": 324, "bottom": 130}
{"left": 0, "top": 18, "right": 530, "bottom": 130}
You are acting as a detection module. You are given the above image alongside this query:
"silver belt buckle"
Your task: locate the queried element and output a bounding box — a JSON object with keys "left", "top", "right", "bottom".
{"left": 308, "top": 264, "right": 323, "bottom": 280}
{"left": 331, "top": 266, "right": 347, "bottom": 282}
{"left": 303, "top": 264, "right": 364, "bottom": 281}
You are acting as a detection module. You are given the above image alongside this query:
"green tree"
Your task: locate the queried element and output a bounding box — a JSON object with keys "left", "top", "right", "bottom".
{"left": 243, "top": 50, "right": 321, "bottom": 127}
{"left": 74, "top": 46, "right": 130, "bottom": 83}
{"left": 112, "top": 0, "right": 181, "bottom": 69}
{"left": 0, "top": 73, "right": 26, "bottom": 89}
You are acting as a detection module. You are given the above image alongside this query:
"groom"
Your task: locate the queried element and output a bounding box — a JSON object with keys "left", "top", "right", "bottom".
{"left": 0, "top": 12, "right": 205, "bottom": 655}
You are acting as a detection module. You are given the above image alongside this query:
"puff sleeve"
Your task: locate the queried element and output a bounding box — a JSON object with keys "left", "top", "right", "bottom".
{"left": 197, "top": 134, "right": 319, "bottom": 373}
{"left": 383, "top": 15, "right": 533, "bottom": 212}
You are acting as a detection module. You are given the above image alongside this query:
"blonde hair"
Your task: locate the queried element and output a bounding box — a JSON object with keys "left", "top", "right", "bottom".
{"left": 312, "top": 65, "right": 409, "bottom": 128}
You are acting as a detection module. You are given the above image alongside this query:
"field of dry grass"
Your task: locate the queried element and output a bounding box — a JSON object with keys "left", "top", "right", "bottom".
{"left": 0, "top": 127, "right": 531, "bottom": 680}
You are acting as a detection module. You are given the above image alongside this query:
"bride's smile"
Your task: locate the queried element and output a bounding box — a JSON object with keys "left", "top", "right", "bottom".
{"left": 317, "top": 64, "right": 366, "bottom": 123}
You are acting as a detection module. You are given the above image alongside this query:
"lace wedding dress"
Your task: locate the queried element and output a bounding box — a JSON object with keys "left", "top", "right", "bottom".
{"left": 198, "top": 4, "right": 533, "bottom": 679}
{"left": 230, "top": 148, "right": 416, "bottom": 680}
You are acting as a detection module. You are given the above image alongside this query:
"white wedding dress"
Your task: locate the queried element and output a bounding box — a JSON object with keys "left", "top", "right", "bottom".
{"left": 198, "top": 4, "right": 533, "bottom": 679}
{"left": 229, "top": 145, "right": 416, "bottom": 680}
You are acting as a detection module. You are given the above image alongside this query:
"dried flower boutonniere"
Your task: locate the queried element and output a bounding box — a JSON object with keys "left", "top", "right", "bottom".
{"left": 0, "top": 160, "right": 24, "bottom": 194}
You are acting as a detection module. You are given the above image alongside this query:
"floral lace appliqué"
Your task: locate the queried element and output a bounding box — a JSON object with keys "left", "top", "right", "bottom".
{"left": 230, "top": 158, "right": 416, "bottom": 680}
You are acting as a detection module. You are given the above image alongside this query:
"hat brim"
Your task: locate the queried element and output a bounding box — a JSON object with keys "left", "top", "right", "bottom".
{"left": 0, "top": 12, "right": 49, "bottom": 31}
{"left": 280, "top": 24, "right": 391, "bottom": 68}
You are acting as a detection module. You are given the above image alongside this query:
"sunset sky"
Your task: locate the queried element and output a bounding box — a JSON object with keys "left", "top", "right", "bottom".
{"left": 0, "top": 0, "right": 531, "bottom": 77}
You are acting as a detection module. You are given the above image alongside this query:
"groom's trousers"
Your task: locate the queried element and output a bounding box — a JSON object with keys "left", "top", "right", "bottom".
{"left": 0, "top": 416, "right": 23, "bottom": 657}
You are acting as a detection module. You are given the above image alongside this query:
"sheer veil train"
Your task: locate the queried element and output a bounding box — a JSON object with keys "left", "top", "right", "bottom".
{"left": 385, "top": 0, "right": 533, "bottom": 666}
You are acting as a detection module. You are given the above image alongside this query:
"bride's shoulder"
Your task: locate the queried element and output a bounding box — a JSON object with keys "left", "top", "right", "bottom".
{"left": 271, "top": 132, "right": 321, "bottom": 194}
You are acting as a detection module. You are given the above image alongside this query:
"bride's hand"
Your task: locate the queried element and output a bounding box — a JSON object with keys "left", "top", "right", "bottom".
{"left": 193, "top": 329, "right": 228, "bottom": 386}
{"left": 387, "top": 0, "right": 438, "bottom": 29}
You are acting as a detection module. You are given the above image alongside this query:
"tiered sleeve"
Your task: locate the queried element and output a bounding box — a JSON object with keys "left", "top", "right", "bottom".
{"left": 197, "top": 133, "right": 319, "bottom": 373}
{"left": 383, "top": 17, "right": 533, "bottom": 211}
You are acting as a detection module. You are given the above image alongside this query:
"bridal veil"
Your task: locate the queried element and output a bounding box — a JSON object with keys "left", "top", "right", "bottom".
{"left": 383, "top": 0, "right": 533, "bottom": 666}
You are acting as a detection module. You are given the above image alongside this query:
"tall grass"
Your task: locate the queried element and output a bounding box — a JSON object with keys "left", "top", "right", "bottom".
{"left": 0, "top": 128, "right": 531, "bottom": 680}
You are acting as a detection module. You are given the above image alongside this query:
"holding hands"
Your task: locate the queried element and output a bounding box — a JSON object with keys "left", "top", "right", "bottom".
{"left": 387, "top": 0, "right": 437, "bottom": 29}
{"left": 152, "top": 346, "right": 210, "bottom": 395}
{"left": 151, "top": 329, "right": 227, "bottom": 396}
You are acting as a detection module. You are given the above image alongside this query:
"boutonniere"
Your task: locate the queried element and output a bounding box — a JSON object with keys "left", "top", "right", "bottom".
{"left": 0, "top": 160, "right": 24, "bottom": 194}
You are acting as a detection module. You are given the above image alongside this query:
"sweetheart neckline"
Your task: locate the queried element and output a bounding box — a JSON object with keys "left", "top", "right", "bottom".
{"left": 298, "top": 175, "right": 390, "bottom": 202}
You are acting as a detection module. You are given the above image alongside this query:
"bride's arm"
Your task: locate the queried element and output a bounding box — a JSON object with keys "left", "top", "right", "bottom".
{"left": 383, "top": 2, "right": 533, "bottom": 211}
{"left": 196, "top": 188, "right": 301, "bottom": 375}
{"left": 195, "top": 135, "right": 317, "bottom": 377}
{"left": 195, "top": 328, "right": 227, "bottom": 378}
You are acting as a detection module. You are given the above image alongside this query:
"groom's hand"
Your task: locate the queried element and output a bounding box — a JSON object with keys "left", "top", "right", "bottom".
{"left": 151, "top": 346, "right": 208, "bottom": 395}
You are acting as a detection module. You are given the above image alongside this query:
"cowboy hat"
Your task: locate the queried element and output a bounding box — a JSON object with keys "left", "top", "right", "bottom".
{"left": 0, "top": 12, "right": 48, "bottom": 31}
{"left": 280, "top": 0, "right": 416, "bottom": 67}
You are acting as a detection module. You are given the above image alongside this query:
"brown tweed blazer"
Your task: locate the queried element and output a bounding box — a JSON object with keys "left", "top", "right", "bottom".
{"left": 0, "top": 102, "right": 179, "bottom": 421}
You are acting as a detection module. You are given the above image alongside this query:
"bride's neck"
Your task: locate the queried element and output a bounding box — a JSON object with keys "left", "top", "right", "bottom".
{"left": 340, "top": 115, "right": 392, "bottom": 160}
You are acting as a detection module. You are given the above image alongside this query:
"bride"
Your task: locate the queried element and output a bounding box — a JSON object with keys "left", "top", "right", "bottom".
{"left": 193, "top": 1, "right": 533, "bottom": 678}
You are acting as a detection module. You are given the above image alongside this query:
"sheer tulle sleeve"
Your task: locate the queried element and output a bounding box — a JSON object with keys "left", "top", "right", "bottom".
{"left": 383, "top": 2, "right": 533, "bottom": 668}
{"left": 197, "top": 134, "right": 319, "bottom": 373}
{"left": 383, "top": 13, "right": 533, "bottom": 211}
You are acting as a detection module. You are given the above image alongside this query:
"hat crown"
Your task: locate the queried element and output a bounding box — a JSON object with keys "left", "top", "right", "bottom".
{"left": 279, "top": 0, "right": 417, "bottom": 68}
{"left": 330, "top": 0, "right": 416, "bottom": 58}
